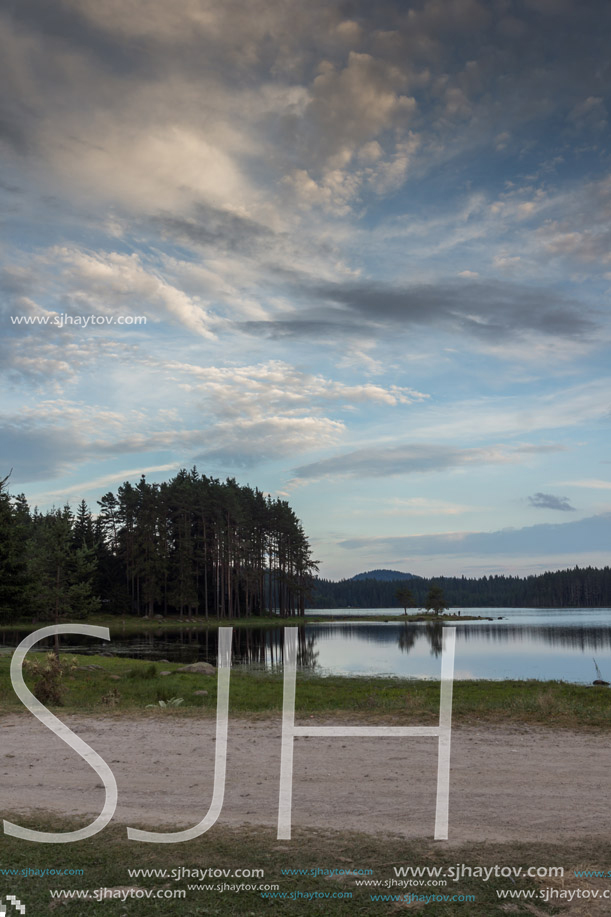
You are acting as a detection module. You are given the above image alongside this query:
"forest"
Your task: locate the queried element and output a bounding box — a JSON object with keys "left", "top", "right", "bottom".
{"left": 2, "top": 467, "right": 611, "bottom": 625}
{"left": 0, "top": 470, "right": 316, "bottom": 623}
{"left": 308, "top": 567, "right": 611, "bottom": 609}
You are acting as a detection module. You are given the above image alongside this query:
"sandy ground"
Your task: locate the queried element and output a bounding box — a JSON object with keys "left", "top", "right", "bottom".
{"left": 1, "top": 715, "right": 609, "bottom": 844}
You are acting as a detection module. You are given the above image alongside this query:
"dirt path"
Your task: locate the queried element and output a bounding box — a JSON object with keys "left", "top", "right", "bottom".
{"left": 1, "top": 715, "right": 609, "bottom": 843}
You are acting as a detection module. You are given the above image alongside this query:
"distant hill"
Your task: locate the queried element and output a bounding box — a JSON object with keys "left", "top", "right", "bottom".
{"left": 307, "top": 565, "right": 611, "bottom": 608}
{"left": 349, "top": 569, "right": 419, "bottom": 582}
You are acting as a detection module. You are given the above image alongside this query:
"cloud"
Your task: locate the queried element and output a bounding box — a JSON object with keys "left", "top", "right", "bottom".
{"left": 30, "top": 464, "right": 180, "bottom": 503}
{"left": 561, "top": 479, "right": 611, "bottom": 490}
{"left": 2, "top": 0, "right": 611, "bottom": 349}
{"left": 339, "top": 512, "right": 611, "bottom": 557}
{"left": 0, "top": 401, "right": 200, "bottom": 483}
{"left": 0, "top": 260, "right": 146, "bottom": 386}
{"left": 51, "top": 248, "right": 216, "bottom": 337}
{"left": 1, "top": 358, "right": 426, "bottom": 482}
{"left": 5, "top": 0, "right": 610, "bottom": 231}
{"left": 402, "top": 380, "right": 611, "bottom": 441}
{"left": 534, "top": 175, "right": 611, "bottom": 268}
{"left": 314, "top": 278, "right": 596, "bottom": 339}
{"left": 528, "top": 492, "right": 575, "bottom": 511}
{"left": 567, "top": 96, "right": 608, "bottom": 132}
{"left": 194, "top": 415, "right": 345, "bottom": 467}
{"left": 280, "top": 53, "right": 420, "bottom": 210}
{"left": 240, "top": 318, "right": 363, "bottom": 340}
{"left": 292, "top": 442, "right": 542, "bottom": 483}
{"left": 242, "top": 277, "right": 597, "bottom": 344}
{"left": 303, "top": 52, "right": 416, "bottom": 162}
{"left": 164, "top": 359, "right": 427, "bottom": 467}
{"left": 540, "top": 228, "right": 611, "bottom": 266}
{"left": 0, "top": 423, "right": 83, "bottom": 482}
{"left": 375, "top": 497, "right": 474, "bottom": 517}
{"left": 168, "top": 359, "right": 427, "bottom": 414}
{"left": 152, "top": 205, "right": 276, "bottom": 256}
{"left": 1, "top": 0, "right": 611, "bottom": 569}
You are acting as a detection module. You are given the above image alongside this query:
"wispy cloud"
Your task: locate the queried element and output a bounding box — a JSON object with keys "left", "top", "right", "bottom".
{"left": 242, "top": 278, "right": 597, "bottom": 344}
{"left": 561, "top": 479, "right": 611, "bottom": 490}
{"left": 292, "top": 442, "right": 548, "bottom": 484}
{"left": 29, "top": 464, "right": 180, "bottom": 504}
{"left": 366, "top": 497, "right": 475, "bottom": 517}
{"left": 340, "top": 513, "right": 611, "bottom": 557}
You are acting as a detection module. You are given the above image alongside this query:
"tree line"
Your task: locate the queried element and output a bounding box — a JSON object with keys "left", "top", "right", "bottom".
{"left": 0, "top": 469, "right": 316, "bottom": 624}
{"left": 308, "top": 567, "right": 611, "bottom": 609}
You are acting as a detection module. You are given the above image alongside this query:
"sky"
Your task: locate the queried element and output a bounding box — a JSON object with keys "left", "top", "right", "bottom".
{"left": 1, "top": 0, "right": 610, "bottom": 580}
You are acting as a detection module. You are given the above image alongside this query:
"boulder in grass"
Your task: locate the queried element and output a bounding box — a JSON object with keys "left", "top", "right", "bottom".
{"left": 177, "top": 661, "right": 216, "bottom": 675}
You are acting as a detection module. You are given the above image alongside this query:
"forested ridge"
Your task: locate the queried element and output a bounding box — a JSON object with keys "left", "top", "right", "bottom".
{"left": 3, "top": 467, "right": 611, "bottom": 624}
{"left": 309, "top": 568, "right": 611, "bottom": 609}
{"left": 0, "top": 469, "right": 316, "bottom": 623}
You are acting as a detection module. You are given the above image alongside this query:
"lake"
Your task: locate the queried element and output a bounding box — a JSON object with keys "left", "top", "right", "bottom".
{"left": 3, "top": 607, "right": 611, "bottom": 683}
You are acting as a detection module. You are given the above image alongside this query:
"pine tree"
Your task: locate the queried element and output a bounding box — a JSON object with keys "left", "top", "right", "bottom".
{"left": 396, "top": 586, "right": 415, "bottom": 615}
{"left": 424, "top": 584, "right": 448, "bottom": 617}
{"left": 73, "top": 499, "right": 95, "bottom": 549}
{"left": 0, "top": 475, "right": 28, "bottom": 622}
{"left": 26, "top": 507, "right": 101, "bottom": 652}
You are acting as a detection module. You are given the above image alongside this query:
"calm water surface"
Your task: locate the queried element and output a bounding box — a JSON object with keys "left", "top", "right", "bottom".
{"left": 2, "top": 608, "right": 611, "bottom": 683}
{"left": 303, "top": 608, "right": 611, "bottom": 682}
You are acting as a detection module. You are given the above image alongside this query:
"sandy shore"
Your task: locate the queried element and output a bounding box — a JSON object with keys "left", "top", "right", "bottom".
{"left": 1, "top": 715, "right": 609, "bottom": 843}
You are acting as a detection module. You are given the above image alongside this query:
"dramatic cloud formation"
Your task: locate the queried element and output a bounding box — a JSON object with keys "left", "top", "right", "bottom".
{"left": 1, "top": 0, "right": 610, "bottom": 576}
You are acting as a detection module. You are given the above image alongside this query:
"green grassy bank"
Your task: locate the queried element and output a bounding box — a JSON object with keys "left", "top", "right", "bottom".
{"left": 0, "top": 652, "right": 609, "bottom": 728}
{"left": 0, "top": 611, "right": 484, "bottom": 633}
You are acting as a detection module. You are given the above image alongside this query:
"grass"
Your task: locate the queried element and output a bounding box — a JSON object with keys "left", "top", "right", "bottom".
{"left": 1, "top": 652, "right": 610, "bottom": 727}
{"left": 0, "top": 817, "right": 608, "bottom": 915}
{"left": 0, "top": 615, "right": 311, "bottom": 633}
{"left": 0, "top": 611, "right": 489, "bottom": 634}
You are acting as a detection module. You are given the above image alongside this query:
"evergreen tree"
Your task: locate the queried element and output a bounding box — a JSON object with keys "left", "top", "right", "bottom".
{"left": 423, "top": 584, "right": 448, "bottom": 616}
{"left": 73, "top": 499, "right": 95, "bottom": 549}
{"left": 92, "top": 469, "right": 316, "bottom": 618}
{"left": 0, "top": 475, "right": 28, "bottom": 621}
{"left": 396, "top": 585, "right": 415, "bottom": 615}
{"left": 26, "top": 507, "right": 101, "bottom": 651}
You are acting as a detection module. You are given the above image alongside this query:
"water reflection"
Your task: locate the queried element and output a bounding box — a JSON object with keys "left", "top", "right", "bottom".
{"left": 0, "top": 626, "right": 320, "bottom": 670}
{"left": 232, "top": 628, "right": 319, "bottom": 671}
{"left": 396, "top": 623, "right": 443, "bottom": 657}
{"left": 2, "top": 612, "right": 611, "bottom": 682}
{"left": 458, "top": 623, "right": 611, "bottom": 651}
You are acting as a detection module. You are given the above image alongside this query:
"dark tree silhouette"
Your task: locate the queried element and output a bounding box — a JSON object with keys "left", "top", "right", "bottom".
{"left": 424, "top": 583, "right": 448, "bottom": 617}
{"left": 396, "top": 585, "right": 415, "bottom": 615}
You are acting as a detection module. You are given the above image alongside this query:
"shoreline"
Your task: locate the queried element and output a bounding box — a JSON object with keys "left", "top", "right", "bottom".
{"left": 1, "top": 652, "right": 610, "bottom": 728}
{"left": 0, "top": 611, "right": 499, "bottom": 633}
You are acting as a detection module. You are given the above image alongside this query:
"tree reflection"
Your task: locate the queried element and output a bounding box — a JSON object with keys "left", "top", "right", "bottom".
{"left": 397, "top": 624, "right": 417, "bottom": 653}
{"left": 6, "top": 616, "right": 611, "bottom": 677}
{"left": 396, "top": 621, "right": 443, "bottom": 657}
{"left": 297, "top": 630, "right": 319, "bottom": 671}
{"left": 425, "top": 622, "right": 443, "bottom": 658}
